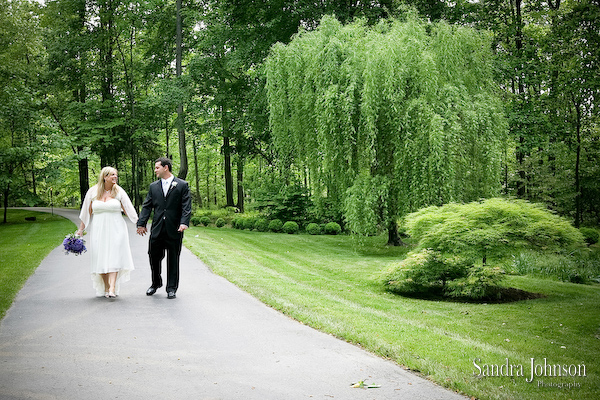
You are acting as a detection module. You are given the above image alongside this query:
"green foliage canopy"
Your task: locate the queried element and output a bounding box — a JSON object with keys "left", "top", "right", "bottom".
{"left": 404, "top": 198, "right": 585, "bottom": 263}
{"left": 266, "top": 13, "right": 507, "bottom": 242}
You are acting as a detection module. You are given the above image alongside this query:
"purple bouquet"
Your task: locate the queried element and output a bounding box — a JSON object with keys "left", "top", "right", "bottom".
{"left": 63, "top": 233, "right": 87, "bottom": 256}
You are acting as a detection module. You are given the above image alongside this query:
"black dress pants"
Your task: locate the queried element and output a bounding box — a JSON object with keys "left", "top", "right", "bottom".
{"left": 148, "top": 232, "right": 183, "bottom": 292}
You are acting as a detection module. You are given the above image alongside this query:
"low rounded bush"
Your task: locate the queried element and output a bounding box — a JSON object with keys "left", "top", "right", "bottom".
{"left": 255, "top": 218, "right": 269, "bottom": 232}
{"left": 242, "top": 217, "right": 256, "bottom": 230}
{"left": 324, "top": 222, "right": 342, "bottom": 235}
{"left": 190, "top": 216, "right": 202, "bottom": 226}
{"left": 200, "top": 216, "right": 211, "bottom": 226}
{"left": 580, "top": 227, "right": 599, "bottom": 245}
{"left": 282, "top": 221, "right": 299, "bottom": 234}
{"left": 385, "top": 198, "right": 587, "bottom": 300}
{"left": 306, "top": 223, "right": 321, "bottom": 235}
{"left": 268, "top": 219, "right": 283, "bottom": 232}
{"left": 215, "top": 218, "right": 226, "bottom": 228}
{"left": 384, "top": 249, "right": 503, "bottom": 299}
{"left": 232, "top": 217, "right": 243, "bottom": 229}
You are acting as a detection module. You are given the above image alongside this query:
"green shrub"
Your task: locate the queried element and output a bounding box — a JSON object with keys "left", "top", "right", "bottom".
{"left": 242, "top": 217, "right": 256, "bottom": 230}
{"left": 384, "top": 249, "right": 503, "bottom": 299}
{"left": 232, "top": 217, "right": 243, "bottom": 229}
{"left": 215, "top": 218, "right": 226, "bottom": 228}
{"left": 444, "top": 265, "right": 505, "bottom": 299}
{"left": 282, "top": 221, "right": 299, "bottom": 234}
{"left": 403, "top": 198, "right": 585, "bottom": 265}
{"left": 254, "top": 218, "right": 269, "bottom": 232}
{"left": 268, "top": 219, "right": 283, "bottom": 232}
{"left": 190, "top": 216, "right": 202, "bottom": 226}
{"left": 386, "top": 198, "right": 586, "bottom": 300}
{"left": 200, "top": 216, "right": 211, "bottom": 226}
{"left": 254, "top": 183, "right": 313, "bottom": 225}
{"left": 385, "top": 250, "right": 466, "bottom": 294}
{"left": 324, "top": 222, "right": 342, "bottom": 235}
{"left": 306, "top": 223, "right": 321, "bottom": 235}
{"left": 193, "top": 208, "right": 237, "bottom": 226}
{"left": 580, "top": 227, "right": 599, "bottom": 245}
{"left": 511, "top": 250, "right": 600, "bottom": 284}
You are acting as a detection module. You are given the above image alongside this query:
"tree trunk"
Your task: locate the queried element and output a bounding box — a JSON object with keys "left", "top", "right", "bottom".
{"left": 214, "top": 164, "right": 218, "bottom": 206}
{"left": 176, "top": 0, "right": 188, "bottom": 179}
{"left": 514, "top": 0, "right": 527, "bottom": 198}
{"left": 574, "top": 100, "right": 582, "bottom": 228}
{"left": 223, "top": 136, "right": 235, "bottom": 207}
{"left": 78, "top": 156, "right": 89, "bottom": 207}
{"left": 221, "top": 104, "right": 235, "bottom": 207}
{"left": 236, "top": 157, "right": 244, "bottom": 213}
{"left": 193, "top": 136, "right": 202, "bottom": 207}
{"left": 387, "top": 220, "right": 403, "bottom": 246}
{"left": 516, "top": 135, "right": 526, "bottom": 197}
{"left": 131, "top": 149, "right": 139, "bottom": 210}
{"left": 165, "top": 115, "right": 170, "bottom": 158}
{"left": 177, "top": 104, "right": 188, "bottom": 179}
{"left": 206, "top": 151, "right": 211, "bottom": 206}
{"left": 3, "top": 186, "right": 9, "bottom": 224}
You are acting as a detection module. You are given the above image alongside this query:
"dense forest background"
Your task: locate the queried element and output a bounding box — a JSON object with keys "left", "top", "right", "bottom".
{"left": 1, "top": 0, "right": 598, "bottom": 232}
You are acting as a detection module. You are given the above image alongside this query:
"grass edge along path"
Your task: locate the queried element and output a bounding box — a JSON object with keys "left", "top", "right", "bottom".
{"left": 184, "top": 227, "right": 600, "bottom": 400}
{"left": 0, "top": 209, "right": 75, "bottom": 321}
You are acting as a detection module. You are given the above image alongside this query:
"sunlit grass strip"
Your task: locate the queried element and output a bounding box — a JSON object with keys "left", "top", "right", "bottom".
{"left": 0, "top": 210, "right": 74, "bottom": 321}
{"left": 185, "top": 227, "right": 600, "bottom": 400}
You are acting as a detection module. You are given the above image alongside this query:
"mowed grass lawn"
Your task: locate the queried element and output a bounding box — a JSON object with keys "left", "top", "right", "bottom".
{"left": 185, "top": 226, "right": 600, "bottom": 400}
{"left": 0, "top": 209, "right": 74, "bottom": 320}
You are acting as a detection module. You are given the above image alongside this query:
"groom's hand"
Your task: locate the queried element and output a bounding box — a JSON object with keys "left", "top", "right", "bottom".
{"left": 137, "top": 227, "right": 147, "bottom": 236}
{"left": 177, "top": 224, "right": 188, "bottom": 232}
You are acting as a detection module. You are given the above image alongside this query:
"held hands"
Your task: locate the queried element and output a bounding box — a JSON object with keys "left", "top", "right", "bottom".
{"left": 136, "top": 226, "right": 186, "bottom": 235}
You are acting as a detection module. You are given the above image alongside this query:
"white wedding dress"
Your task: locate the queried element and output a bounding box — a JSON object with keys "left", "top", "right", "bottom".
{"left": 79, "top": 186, "right": 138, "bottom": 296}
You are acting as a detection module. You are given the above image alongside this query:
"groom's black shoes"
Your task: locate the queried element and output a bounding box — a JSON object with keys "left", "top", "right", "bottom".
{"left": 146, "top": 286, "right": 161, "bottom": 296}
{"left": 167, "top": 290, "right": 176, "bottom": 299}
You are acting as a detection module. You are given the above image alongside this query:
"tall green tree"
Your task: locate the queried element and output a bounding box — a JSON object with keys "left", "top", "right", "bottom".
{"left": 42, "top": 0, "right": 92, "bottom": 204}
{"left": 175, "top": 0, "right": 188, "bottom": 179}
{"left": 189, "top": 0, "right": 401, "bottom": 211}
{"left": 452, "top": 0, "right": 600, "bottom": 226}
{"left": 266, "top": 14, "right": 507, "bottom": 244}
{"left": 43, "top": 0, "right": 167, "bottom": 206}
{"left": 0, "top": 0, "right": 45, "bottom": 222}
{"left": 139, "top": 0, "right": 204, "bottom": 180}
{"left": 544, "top": 0, "right": 600, "bottom": 226}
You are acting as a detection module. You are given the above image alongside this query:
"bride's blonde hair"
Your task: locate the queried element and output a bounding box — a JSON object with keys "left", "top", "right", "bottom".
{"left": 95, "top": 166, "right": 120, "bottom": 200}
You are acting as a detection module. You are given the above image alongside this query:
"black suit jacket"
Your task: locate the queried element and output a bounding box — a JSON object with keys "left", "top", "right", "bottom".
{"left": 137, "top": 177, "right": 192, "bottom": 241}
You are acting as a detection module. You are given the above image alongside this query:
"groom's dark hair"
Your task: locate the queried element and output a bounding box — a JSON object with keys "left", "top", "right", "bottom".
{"left": 156, "top": 157, "right": 173, "bottom": 172}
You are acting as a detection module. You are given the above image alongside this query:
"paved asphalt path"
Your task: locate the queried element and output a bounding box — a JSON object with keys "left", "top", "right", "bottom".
{"left": 0, "top": 208, "right": 467, "bottom": 400}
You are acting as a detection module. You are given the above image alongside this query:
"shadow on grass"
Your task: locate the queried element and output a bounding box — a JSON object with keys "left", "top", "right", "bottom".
{"left": 388, "top": 286, "right": 546, "bottom": 304}
{"left": 2, "top": 209, "right": 68, "bottom": 226}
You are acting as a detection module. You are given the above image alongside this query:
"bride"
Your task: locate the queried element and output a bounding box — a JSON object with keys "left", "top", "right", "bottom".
{"left": 77, "top": 167, "right": 138, "bottom": 298}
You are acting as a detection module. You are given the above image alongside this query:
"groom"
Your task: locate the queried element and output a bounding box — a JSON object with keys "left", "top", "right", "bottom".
{"left": 137, "top": 157, "right": 192, "bottom": 299}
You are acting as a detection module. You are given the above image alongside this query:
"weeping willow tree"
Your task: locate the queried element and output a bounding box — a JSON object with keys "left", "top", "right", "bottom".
{"left": 265, "top": 13, "right": 507, "bottom": 245}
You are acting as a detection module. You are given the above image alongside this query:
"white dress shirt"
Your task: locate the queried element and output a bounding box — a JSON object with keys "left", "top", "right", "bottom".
{"left": 161, "top": 176, "right": 174, "bottom": 196}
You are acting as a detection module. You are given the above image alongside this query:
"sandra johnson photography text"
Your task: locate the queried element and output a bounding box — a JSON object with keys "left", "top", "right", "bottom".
{"left": 473, "top": 357, "right": 587, "bottom": 383}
